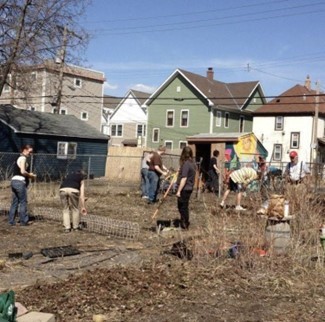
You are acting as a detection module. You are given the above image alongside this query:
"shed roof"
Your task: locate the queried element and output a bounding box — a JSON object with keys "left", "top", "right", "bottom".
{"left": 0, "top": 104, "right": 109, "bottom": 140}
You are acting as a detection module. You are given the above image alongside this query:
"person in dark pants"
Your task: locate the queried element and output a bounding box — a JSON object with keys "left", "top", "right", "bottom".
{"left": 59, "top": 170, "right": 87, "bottom": 233}
{"left": 205, "top": 149, "right": 220, "bottom": 194}
{"left": 8, "top": 145, "right": 36, "bottom": 226}
{"left": 176, "top": 146, "right": 196, "bottom": 230}
{"left": 147, "top": 145, "right": 168, "bottom": 204}
{"left": 140, "top": 151, "right": 152, "bottom": 199}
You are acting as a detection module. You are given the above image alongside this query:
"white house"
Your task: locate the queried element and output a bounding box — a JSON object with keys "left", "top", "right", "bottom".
{"left": 253, "top": 76, "right": 325, "bottom": 164}
{"left": 109, "top": 89, "right": 150, "bottom": 147}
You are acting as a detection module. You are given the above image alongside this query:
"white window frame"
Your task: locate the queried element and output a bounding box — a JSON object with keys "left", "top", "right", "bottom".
{"left": 179, "top": 141, "right": 187, "bottom": 149}
{"left": 273, "top": 144, "right": 282, "bottom": 161}
{"left": 290, "top": 132, "right": 300, "bottom": 149}
{"left": 111, "top": 124, "right": 123, "bottom": 137}
{"left": 180, "top": 109, "right": 189, "bottom": 127}
{"left": 224, "top": 112, "right": 229, "bottom": 128}
{"left": 52, "top": 107, "right": 58, "bottom": 114}
{"left": 57, "top": 142, "right": 77, "bottom": 159}
{"left": 3, "top": 74, "right": 11, "bottom": 92}
{"left": 74, "top": 78, "right": 82, "bottom": 88}
{"left": 60, "top": 108, "right": 67, "bottom": 115}
{"left": 136, "top": 124, "right": 146, "bottom": 137}
{"left": 275, "top": 116, "right": 284, "bottom": 131}
{"left": 166, "top": 110, "right": 175, "bottom": 127}
{"left": 239, "top": 115, "right": 245, "bottom": 133}
{"left": 216, "top": 111, "right": 222, "bottom": 127}
{"left": 152, "top": 128, "right": 160, "bottom": 143}
{"left": 165, "top": 140, "right": 173, "bottom": 150}
{"left": 30, "top": 72, "right": 37, "bottom": 82}
{"left": 81, "top": 111, "right": 88, "bottom": 121}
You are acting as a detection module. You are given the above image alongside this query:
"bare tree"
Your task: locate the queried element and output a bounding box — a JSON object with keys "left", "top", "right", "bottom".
{"left": 0, "top": 0, "right": 90, "bottom": 96}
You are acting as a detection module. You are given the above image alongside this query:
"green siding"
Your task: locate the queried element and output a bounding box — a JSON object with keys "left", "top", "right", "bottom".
{"left": 147, "top": 76, "right": 211, "bottom": 149}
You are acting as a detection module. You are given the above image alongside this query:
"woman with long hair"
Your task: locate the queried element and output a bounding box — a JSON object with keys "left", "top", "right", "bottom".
{"left": 8, "top": 145, "right": 36, "bottom": 226}
{"left": 176, "top": 146, "right": 196, "bottom": 229}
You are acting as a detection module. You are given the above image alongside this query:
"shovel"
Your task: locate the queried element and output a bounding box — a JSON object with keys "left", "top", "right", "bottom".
{"left": 152, "top": 173, "right": 177, "bottom": 220}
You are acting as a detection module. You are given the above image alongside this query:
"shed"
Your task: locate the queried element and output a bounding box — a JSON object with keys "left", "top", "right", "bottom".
{"left": 0, "top": 104, "right": 109, "bottom": 179}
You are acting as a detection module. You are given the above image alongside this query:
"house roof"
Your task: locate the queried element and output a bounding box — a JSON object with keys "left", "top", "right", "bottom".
{"left": 103, "top": 95, "right": 121, "bottom": 109}
{"left": 143, "top": 68, "right": 262, "bottom": 111}
{"left": 109, "top": 89, "right": 150, "bottom": 120}
{"left": 130, "top": 90, "right": 151, "bottom": 106}
{"left": 254, "top": 84, "right": 325, "bottom": 116}
{"left": 0, "top": 104, "right": 109, "bottom": 140}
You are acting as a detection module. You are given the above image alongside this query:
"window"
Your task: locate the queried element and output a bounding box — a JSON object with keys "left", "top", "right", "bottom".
{"left": 30, "top": 72, "right": 37, "bottom": 82}
{"left": 137, "top": 124, "right": 146, "bottom": 137}
{"left": 81, "top": 111, "right": 88, "bottom": 120}
{"left": 57, "top": 142, "right": 77, "bottom": 159}
{"left": 176, "top": 86, "right": 181, "bottom": 92}
{"left": 166, "top": 110, "right": 174, "bottom": 127}
{"left": 165, "top": 141, "right": 173, "bottom": 150}
{"left": 180, "top": 110, "right": 189, "bottom": 127}
{"left": 60, "top": 108, "right": 67, "bottom": 115}
{"left": 52, "top": 107, "right": 58, "bottom": 114}
{"left": 3, "top": 74, "right": 11, "bottom": 92}
{"left": 224, "top": 112, "right": 229, "bottom": 128}
{"left": 275, "top": 116, "right": 284, "bottom": 131}
{"left": 111, "top": 124, "right": 123, "bottom": 137}
{"left": 273, "top": 144, "right": 282, "bottom": 161}
{"left": 179, "top": 141, "right": 187, "bottom": 149}
{"left": 216, "top": 111, "right": 222, "bottom": 127}
{"left": 239, "top": 116, "right": 245, "bottom": 133}
{"left": 29, "top": 106, "right": 36, "bottom": 111}
{"left": 152, "top": 128, "right": 159, "bottom": 143}
{"left": 74, "top": 78, "right": 82, "bottom": 88}
{"left": 290, "top": 132, "right": 300, "bottom": 149}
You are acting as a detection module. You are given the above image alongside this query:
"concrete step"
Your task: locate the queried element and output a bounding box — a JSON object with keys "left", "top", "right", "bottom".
{"left": 17, "top": 311, "right": 55, "bottom": 322}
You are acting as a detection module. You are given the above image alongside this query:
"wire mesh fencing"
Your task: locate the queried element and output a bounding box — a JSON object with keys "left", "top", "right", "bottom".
{"left": 32, "top": 207, "right": 140, "bottom": 240}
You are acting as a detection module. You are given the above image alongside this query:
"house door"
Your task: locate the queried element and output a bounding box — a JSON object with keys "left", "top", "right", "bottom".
{"left": 195, "top": 143, "right": 211, "bottom": 181}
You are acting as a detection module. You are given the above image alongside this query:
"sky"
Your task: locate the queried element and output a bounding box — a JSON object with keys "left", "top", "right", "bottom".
{"left": 81, "top": 0, "right": 325, "bottom": 100}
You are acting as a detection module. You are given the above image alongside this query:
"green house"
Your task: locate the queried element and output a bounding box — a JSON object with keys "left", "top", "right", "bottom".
{"left": 143, "top": 68, "right": 266, "bottom": 152}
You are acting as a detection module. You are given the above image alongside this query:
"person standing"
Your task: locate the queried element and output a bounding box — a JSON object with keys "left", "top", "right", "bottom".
{"left": 140, "top": 151, "right": 152, "bottom": 199}
{"left": 59, "top": 170, "right": 87, "bottom": 233}
{"left": 283, "top": 150, "right": 310, "bottom": 184}
{"left": 220, "top": 167, "right": 259, "bottom": 211}
{"left": 147, "top": 145, "right": 168, "bottom": 204}
{"left": 176, "top": 146, "right": 196, "bottom": 229}
{"left": 8, "top": 145, "right": 36, "bottom": 226}
{"left": 205, "top": 149, "right": 220, "bottom": 194}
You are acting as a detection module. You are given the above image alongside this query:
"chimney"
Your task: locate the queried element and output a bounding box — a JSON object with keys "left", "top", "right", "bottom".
{"left": 304, "top": 75, "right": 311, "bottom": 90}
{"left": 207, "top": 67, "right": 214, "bottom": 81}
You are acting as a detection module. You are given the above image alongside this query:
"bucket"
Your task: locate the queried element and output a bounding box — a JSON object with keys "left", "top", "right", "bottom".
{"left": 265, "top": 220, "right": 291, "bottom": 255}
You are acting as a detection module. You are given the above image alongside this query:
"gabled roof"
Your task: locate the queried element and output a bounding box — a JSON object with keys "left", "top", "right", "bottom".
{"left": 130, "top": 90, "right": 151, "bottom": 106}
{"left": 103, "top": 95, "right": 121, "bottom": 110}
{"left": 110, "top": 89, "right": 150, "bottom": 119}
{"left": 0, "top": 104, "right": 109, "bottom": 140}
{"left": 143, "top": 68, "right": 262, "bottom": 111}
{"left": 254, "top": 84, "right": 325, "bottom": 116}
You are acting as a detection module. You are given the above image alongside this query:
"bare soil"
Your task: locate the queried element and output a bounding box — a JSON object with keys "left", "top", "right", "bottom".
{"left": 0, "top": 179, "right": 324, "bottom": 321}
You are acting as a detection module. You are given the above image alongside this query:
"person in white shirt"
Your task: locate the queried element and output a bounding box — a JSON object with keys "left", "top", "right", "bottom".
{"left": 283, "top": 151, "right": 310, "bottom": 184}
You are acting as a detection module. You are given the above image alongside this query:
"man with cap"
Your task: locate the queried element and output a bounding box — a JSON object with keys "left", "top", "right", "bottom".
{"left": 283, "top": 151, "right": 310, "bottom": 184}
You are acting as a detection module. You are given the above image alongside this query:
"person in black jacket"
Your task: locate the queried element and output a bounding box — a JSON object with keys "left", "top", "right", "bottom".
{"left": 176, "top": 146, "right": 196, "bottom": 230}
{"left": 8, "top": 145, "right": 36, "bottom": 226}
{"left": 59, "top": 170, "right": 87, "bottom": 232}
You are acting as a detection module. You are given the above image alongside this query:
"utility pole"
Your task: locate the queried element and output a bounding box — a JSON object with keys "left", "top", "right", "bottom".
{"left": 55, "top": 25, "right": 68, "bottom": 114}
{"left": 313, "top": 81, "right": 320, "bottom": 163}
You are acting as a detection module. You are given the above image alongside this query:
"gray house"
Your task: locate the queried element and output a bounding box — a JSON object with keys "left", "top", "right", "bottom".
{"left": 0, "top": 104, "right": 109, "bottom": 179}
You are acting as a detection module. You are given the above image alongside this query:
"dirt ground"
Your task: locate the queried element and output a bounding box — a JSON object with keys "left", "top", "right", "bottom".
{"left": 0, "top": 179, "right": 324, "bottom": 321}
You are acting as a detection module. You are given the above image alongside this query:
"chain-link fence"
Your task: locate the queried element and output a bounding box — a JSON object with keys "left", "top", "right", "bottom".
{"left": 0, "top": 152, "right": 107, "bottom": 182}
